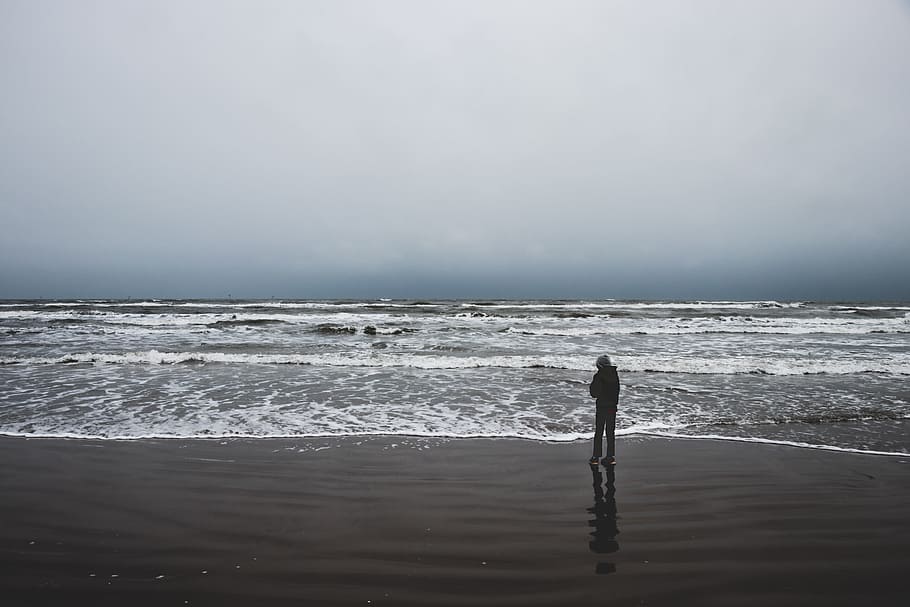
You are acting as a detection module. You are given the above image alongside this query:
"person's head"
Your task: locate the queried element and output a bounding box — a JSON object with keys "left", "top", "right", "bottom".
{"left": 596, "top": 354, "right": 613, "bottom": 369}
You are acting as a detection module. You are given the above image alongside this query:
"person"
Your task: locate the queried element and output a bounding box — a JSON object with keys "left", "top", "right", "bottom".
{"left": 589, "top": 354, "right": 620, "bottom": 466}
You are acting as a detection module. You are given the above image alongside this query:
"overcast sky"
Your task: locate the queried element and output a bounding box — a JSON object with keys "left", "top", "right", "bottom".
{"left": 1, "top": 0, "right": 909, "bottom": 300}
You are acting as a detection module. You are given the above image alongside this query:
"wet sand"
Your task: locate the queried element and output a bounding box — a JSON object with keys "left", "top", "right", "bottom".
{"left": 0, "top": 435, "right": 907, "bottom": 606}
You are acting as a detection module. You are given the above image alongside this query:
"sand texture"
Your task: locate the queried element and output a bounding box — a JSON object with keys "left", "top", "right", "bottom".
{"left": 1, "top": 436, "right": 907, "bottom": 605}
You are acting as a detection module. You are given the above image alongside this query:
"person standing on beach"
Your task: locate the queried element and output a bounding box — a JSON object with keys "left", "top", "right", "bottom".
{"left": 589, "top": 354, "right": 620, "bottom": 466}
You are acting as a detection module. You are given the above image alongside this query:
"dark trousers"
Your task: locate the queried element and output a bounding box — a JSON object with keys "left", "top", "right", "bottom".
{"left": 593, "top": 407, "right": 616, "bottom": 458}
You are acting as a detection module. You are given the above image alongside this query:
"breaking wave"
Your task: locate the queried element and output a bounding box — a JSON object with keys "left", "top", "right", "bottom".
{"left": 207, "top": 318, "right": 290, "bottom": 329}
{"left": 3, "top": 350, "right": 909, "bottom": 375}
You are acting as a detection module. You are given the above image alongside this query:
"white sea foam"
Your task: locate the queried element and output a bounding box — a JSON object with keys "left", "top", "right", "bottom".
{"left": 635, "top": 430, "right": 909, "bottom": 457}
{"left": 458, "top": 300, "right": 805, "bottom": 310}
{"left": 500, "top": 316, "right": 909, "bottom": 335}
{"left": 0, "top": 299, "right": 811, "bottom": 314}
{"left": 0, "top": 309, "right": 405, "bottom": 328}
{"left": 3, "top": 306, "right": 907, "bottom": 337}
{"left": 2, "top": 427, "right": 904, "bottom": 458}
{"left": 2, "top": 366, "right": 906, "bottom": 455}
{"left": 3, "top": 350, "right": 909, "bottom": 375}
{"left": 3, "top": 298, "right": 908, "bottom": 455}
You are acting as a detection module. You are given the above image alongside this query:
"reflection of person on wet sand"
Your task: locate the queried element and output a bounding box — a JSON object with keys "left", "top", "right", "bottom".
{"left": 589, "top": 354, "right": 620, "bottom": 466}
{"left": 588, "top": 464, "right": 619, "bottom": 574}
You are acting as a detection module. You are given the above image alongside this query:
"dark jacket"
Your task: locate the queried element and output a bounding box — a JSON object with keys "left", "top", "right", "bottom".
{"left": 589, "top": 366, "right": 620, "bottom": 409}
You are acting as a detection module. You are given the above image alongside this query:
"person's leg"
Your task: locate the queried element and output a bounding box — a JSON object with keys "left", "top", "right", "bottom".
{"left": 592, "top": 407, "right": 607, "bottom": 460}
{"left": 605, "top": 410, "right": 616, "bottom": 459}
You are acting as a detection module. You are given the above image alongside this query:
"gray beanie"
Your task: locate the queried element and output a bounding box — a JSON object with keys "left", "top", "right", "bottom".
{"left": 596, "top": 354, "right": 613, "bottom": 369}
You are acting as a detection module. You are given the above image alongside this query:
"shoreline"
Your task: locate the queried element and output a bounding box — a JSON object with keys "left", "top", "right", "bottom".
{"left": 1, "top": 435, "right": 907, "bottom": 605}
{"left": 1, "top": 430, "right": 906, "bottom": 458}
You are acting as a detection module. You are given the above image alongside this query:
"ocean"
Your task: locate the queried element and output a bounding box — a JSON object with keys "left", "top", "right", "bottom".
{"left": 1, "top": 299, "right": 907, "bottom": 455}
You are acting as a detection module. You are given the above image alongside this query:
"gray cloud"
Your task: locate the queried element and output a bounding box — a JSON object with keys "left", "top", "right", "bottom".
{"left": 2, "top": 0, "right": 909, "bottom": 299}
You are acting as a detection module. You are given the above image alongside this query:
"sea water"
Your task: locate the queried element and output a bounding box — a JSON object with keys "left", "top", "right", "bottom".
{"left": 0, "top": 299, "right": 907, "bottom": 455}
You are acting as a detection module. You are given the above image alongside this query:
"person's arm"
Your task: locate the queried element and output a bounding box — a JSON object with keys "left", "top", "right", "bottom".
{"left": 589, "top": 373, "right": 601, "bottom": 398}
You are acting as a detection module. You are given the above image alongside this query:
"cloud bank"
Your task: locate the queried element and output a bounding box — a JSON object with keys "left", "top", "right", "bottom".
{"left": 2, "top": 0, "right": 909, "bottom": 299}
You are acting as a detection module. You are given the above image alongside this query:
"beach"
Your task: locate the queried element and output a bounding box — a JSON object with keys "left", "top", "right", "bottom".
{"left": 1, "top": 435, "right": 907, "bottom": 606}
{"left": 4, "top": 0, "right": 910, "bottom": 600}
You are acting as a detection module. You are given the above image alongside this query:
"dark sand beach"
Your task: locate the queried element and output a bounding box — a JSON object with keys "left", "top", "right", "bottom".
{"left": 1, "top": 436, "right": 907, "bottom": 606}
